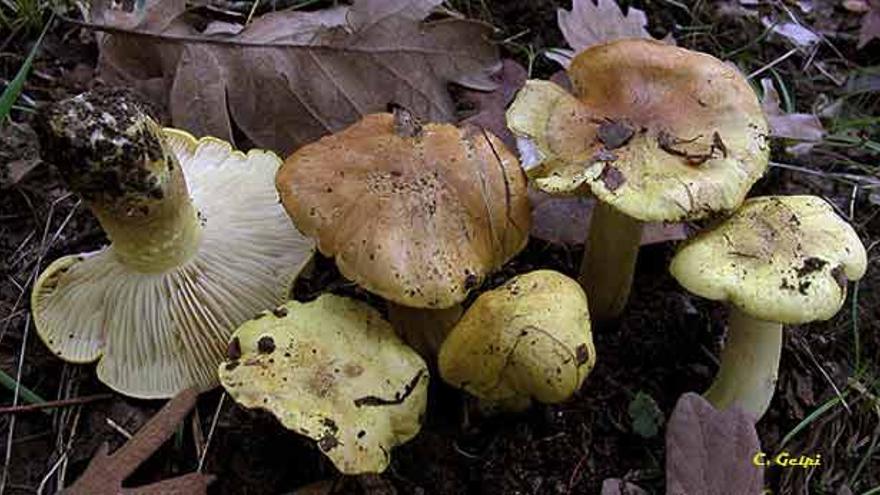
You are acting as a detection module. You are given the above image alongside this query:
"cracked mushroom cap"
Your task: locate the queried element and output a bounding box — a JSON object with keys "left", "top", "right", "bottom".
{"left": 438, "top": 270, "right": 595, "bottom": 410}
{"left": 218, "top": 294, "right": 429, "bottom": 474}
{"left": 31, "top": 115, "right": 314, "bottom": 398}
{"left": 670, "top": 196, "right": 867, "bottom": 324}
{"left": 506, "top": 39, "right": 769, "bottom": 222}
{"left": 276, "top": 113, "right": 530, "bottom": 309}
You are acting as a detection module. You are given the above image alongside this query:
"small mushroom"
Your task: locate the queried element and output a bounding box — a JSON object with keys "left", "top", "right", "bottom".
{"left": 438, "top": 270, "right": 596, "bottom": 411}
{"left": 276, "top": 108, "right": 531, "bottom": 355}
{"left": 218, "top": 294, "right": 429, "bottom": 474}
{"left": 670, "top": 195, "right": 867, "bottom": 419}
{"left": 506, "top": 39, "right": 769, "bottom": 320}
{"left": 31, "top": 90, "right": 315, "bottom": 398}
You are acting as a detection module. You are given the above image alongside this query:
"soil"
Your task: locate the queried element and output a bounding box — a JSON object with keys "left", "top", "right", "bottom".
{"left": 1, "top": 1, "right": 878, "bottom": 494}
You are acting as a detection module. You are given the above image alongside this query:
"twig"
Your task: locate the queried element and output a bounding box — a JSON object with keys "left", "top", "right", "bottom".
{"left": 747, "top": 48, "right": 798, "bottom": 80}
{"left": 105, "top": 418, "right": 133, "bottom": 440}
{"left": 0, "top": 394, "right": 113, "bottom": 415}
{"left": 197, "top": 393, "right": 225, "bottom": 472}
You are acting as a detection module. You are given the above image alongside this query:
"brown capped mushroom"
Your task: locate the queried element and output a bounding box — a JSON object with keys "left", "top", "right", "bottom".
{"left": 507, "top": 39, "right": 769, "bottom": 320}
{"left": 276, "top": 108, "right": 530, "bottom": 355}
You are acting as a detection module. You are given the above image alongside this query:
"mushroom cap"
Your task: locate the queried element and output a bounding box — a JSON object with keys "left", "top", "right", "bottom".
{"left": 276, "top": 113, "right": 531, "bottom": 309}
{"left": 670, "top": 195, "right": 867, "bottom": 324}
{"left": 506, "top": 39, "right": 769, "bottom": 222}
{"left": 218, "top": 294, "right": 429, "bottom": 474}
{"left": 438, "top": 270, "right": 595, "bottom": 409}
{"left": 31, "top": 129, "right": 315, "bottom": 398}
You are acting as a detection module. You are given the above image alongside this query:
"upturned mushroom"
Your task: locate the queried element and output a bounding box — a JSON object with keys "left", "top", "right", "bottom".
{"left": 506, "top": 39, "right": 769, "bottom": 320}
{"left": 670, "top": 195, "right": 867, "bottom": 419}
{"left": 276, "top": 107, "right": 531, "bottom": 355}
{"left": 218, "top": 294, "right": 429, "bottom": 474}
{"left": 32, "top": 90, "right": 315, "bottom": 398}
{"left": 438, "top": 270, "right": 595, "bottom": 411}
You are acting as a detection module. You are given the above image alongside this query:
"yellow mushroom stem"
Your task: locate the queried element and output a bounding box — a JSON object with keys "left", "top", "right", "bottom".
{"left": 90, "top": 152, "right": 202, "bottom": 273}
{"left": 40, "top": 92, "right": 202, "bottom": 273}
{"left": 578, "top": 202, "right": 643, "bottom": 320}
{"left": 703, "top": 307, "right": 782, "bottom": 420}
{"left": 387, "top": 303, "right": 463, "bottom": 359}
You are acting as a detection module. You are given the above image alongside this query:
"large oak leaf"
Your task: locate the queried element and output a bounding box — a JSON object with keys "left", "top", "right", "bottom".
{"left": 95, "top": 0, "right": 500, "bottom": 154}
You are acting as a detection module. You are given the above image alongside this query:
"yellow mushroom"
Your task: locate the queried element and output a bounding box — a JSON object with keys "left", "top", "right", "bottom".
{"left": 506, "top": 39, "right": 770, "bottom": 320}
{"left": 218, "top": 294, "right": 429, "bottom": 474}
{"left": 276, "top": 108, "right": 531, "bottom": 355}
{"left": 31, "top": 90, "right": 315, "bottom": 398}
{"left": 670, "top": 195, "right": 867, "bottom": 420}
{"left": 438, "top": 270, "right": 595, "bottom": 411}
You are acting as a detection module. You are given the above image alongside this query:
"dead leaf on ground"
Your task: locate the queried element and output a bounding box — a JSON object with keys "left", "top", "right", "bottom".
{"left": 529, "top": 189, "right": 689, "bottom": 246}
{"left": 92, "top": 0, "right": 500, "bottom": 154}
{"left": 600, "top": 478, "right": 648, "bottom": 495}
{"left": 760, "top": 78, "right": 825, "bottom": 156}
{"left": 858, "top": 0, "right": 880, "bottom": 48}
{"left": 760, "top": 78, "right": 825, "bottom": 155}
{"left": 666, "top": 393, "right": 764, "bottom": 495}
{"left": 545, "top": 0, "right": 671, "bottom": 68}
{"left": 63, "top": 388, "right": 214, "bottom": 495}
{"left": 458, "top": 59, "right": 528, "bottom": 151}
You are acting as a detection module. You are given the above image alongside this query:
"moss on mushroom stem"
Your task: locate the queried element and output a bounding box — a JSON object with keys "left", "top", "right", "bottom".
{"left": 387, "top": 303, "right": 463, "bottom": 359}
{"left": 703, "top": 308, "right": 782, "bottom": 419}
{"left": 38, "top": 90, "right": 202, "bottom": 273}
{"left": 579, "top": 202, "right": 643, "bottom": 320}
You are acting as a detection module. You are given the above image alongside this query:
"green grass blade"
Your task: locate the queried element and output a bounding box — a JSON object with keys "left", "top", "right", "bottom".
{"left": 0, "top": 12, "right": 52, "bottom": 120}
{"left": 0, "top": 367, "right": 46, "bottom": 405}
{"left": 778, "top": 393, "right": 847, "bottom": 450}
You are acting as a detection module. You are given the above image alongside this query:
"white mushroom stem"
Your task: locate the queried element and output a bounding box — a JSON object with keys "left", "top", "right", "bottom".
{"left": 703, "top": 307, "right": 782, "bottom": 420}
{"left": 578, "top": 201, "right": 643, "bottom": 320}
{"left": 387, "top": 303, "right": 463, "bottom": 359}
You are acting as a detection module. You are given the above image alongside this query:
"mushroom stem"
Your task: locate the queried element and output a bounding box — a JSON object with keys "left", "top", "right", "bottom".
{"left": 578, "top": 201, "right": 643, "bottom": 320}
{"left": 703, "top": 308, "right": 782, "bottom": 420}
{"left": 387, "top": 303, "right": 463, "bottom": 359}
{"left": 38, "top": 91, "right": 202, "bottom": 273}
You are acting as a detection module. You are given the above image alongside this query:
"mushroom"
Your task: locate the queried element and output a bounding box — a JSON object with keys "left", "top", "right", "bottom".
{"left": 438, "top": 270, "right": 595, "bottom": 411}
{"left": 31, "top": 90, "right": 315, "bottom": 398}
{"left": 276, "top": 108, "right": 531, "bottom": 356}
{"left": 506, "top": 39, "right": 769, "bottom": 320}
{"left": 218, "top": 294, "right": 429, "bottom": 474}
{"left": 669, "top": 195, "right": 867, "bottom": 419}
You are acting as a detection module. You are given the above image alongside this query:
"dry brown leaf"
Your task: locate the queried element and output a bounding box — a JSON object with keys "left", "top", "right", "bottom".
{"left": 529, "top": 190, "right": 689, "bottom": 246}
{"left": 458, "top": 58, "right": 528, "bottom": 151}
{"left": 666, "top": 393, "right": 764, "bottom": 495}
{"left": 600, "top": 478, "right": 648, "bottom": 495}
{"left": 546, "top": 0, "right": 661, "bottom": 68}
{"left": 63, "top": 388, "right": 214, "bottom": 495}
{"left": 760, "top": 78, "right": 824, "bottom": 155}
{"left": 94, "top": 0, "right": 500, "bottom": 154}
{"left": 858, "top": 0, "right": 880, "bottom": 48}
